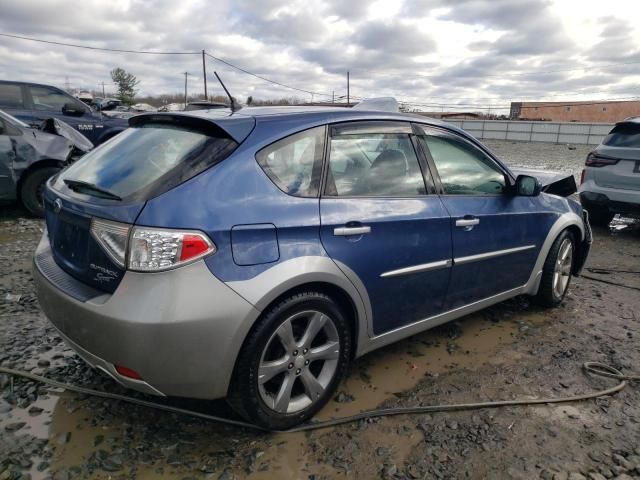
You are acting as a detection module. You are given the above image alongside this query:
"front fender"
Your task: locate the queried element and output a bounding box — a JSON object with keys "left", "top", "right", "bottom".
{"left": 524, "top": 211, "right": 587, "bottom": 295}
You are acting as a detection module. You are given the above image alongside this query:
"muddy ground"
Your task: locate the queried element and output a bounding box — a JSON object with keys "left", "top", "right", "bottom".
{"left": 1, "top": 140, "right": 639, "bottom": 480}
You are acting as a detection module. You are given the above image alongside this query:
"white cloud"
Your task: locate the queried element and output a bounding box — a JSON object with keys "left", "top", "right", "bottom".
{"left": 0, "top": 0, "right": 639, "bottom": 109}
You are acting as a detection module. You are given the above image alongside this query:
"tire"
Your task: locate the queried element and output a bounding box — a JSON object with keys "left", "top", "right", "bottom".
{"left": 227, "top": 291, "right": 352, "bottom": 430}
{"left": 535, "top": 230, "right": 575, "bottom": 308}
{"left": 20, "top": 167, "right": 60, "bottom": 217}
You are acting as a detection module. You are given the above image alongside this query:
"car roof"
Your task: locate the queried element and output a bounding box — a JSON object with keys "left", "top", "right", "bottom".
{"left": 618, "top": 116, "right": 640, "bottom": 125}
{"left": 131, "top": 105, "right": 463, "bottom": 141}
{"left": 0, "top": 79, "right": 67, "bottom": 90}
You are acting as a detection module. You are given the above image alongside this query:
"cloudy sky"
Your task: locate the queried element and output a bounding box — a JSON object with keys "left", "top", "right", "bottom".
{"left": 1, "top": 0, "right": 639, "bottom": 111}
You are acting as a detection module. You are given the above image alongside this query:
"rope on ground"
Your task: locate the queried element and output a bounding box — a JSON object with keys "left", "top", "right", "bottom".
{"left": 579, "top": 274, "right": 640, "bottom": 292}
{"left": 0, "top": 362, "right": 637, "bottom": 433}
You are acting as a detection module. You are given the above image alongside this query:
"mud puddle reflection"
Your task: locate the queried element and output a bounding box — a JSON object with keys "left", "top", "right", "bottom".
{"left": 31, "top": 305, "right": 538, "bottom": 479}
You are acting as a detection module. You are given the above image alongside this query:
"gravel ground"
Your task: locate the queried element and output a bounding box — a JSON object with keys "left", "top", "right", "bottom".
{"left": 1, "top": 140, "right": 639, "bottom": 480}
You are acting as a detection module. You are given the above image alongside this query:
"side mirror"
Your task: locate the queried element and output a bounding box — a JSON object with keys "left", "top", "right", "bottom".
{"left": 62, "top": 102, "right": 86, "bottom": 116}
{"left": 515, "top": 175, "right": 541, "bottom": 196}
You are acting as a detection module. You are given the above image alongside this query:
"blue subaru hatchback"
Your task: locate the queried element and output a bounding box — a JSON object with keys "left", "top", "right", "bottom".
{"left": 33, "top": 105, "right": 591, "bottom": 429}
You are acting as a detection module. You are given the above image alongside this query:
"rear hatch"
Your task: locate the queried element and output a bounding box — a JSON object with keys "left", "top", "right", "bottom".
{"left": 594, "top": 122, "right": 640, "bottom": 192}
{"left": 43, "top": 112, "right": 254, "bottom": 293}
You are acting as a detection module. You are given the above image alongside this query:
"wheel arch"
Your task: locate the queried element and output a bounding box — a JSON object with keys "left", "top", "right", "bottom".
{"left": 16, "top": 159, "right": 64, "bottom": 202}
{"left": 225, "top": 256, "right": 371, "bottom": 360}
{"left": 524, "top": 211, "right": 585, "bottom": 295}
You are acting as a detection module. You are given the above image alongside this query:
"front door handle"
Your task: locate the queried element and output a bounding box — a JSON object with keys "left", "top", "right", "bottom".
{"left": 456, "top": 217, "right": 480, "bottom": 231}
{"left": 334, "top": 226, "right": 371, "bottom": 236}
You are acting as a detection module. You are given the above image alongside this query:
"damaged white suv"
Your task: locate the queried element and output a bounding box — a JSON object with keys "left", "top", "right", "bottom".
{"left": 580, "top": 117, "right": 640, "bottom": 225}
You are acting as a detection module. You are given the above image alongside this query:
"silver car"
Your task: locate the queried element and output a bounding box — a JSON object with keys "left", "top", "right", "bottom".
{"left": 579, "top": 117, "right": 640, "bottom": 225}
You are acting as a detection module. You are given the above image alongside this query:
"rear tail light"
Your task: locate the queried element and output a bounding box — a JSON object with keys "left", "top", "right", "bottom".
{"left": 91, "top": 219, "right": 216, "bottom": 272}
{"left": 90, "top": 219, "right": 130, "bottom": 267}
{"left": 585, "top": 152, "right": 620, "bottom": 167}
{"left": 128, "top": 227, "right": 215, "bottom": 272}
{"left": 115, "top": 364, "right": 143, "bottom": 380}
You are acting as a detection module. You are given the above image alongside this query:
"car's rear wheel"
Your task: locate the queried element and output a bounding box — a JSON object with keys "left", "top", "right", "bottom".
{"left": 228, "top": 291, "right": 351, "bottom": 430}
{"left": 535, "top": 230, "right": 575, "bottom": 307}
{"left": 20, "top": 166, "right": 60, "bottom": 217}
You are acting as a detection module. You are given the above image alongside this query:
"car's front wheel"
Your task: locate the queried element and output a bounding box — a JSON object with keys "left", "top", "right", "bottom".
{"left": 535, "top": 230, "right": 575, "bottom": 307}
{"left": 228, "top": 291, "right": 351, "bottom": 430}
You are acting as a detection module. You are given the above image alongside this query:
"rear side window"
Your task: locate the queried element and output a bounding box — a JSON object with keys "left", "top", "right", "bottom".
{"left": 57, "top": 123, "right": 238, "bottom": 201}
{"left": 0, "top": 84, "right": 24, "bottom": 108}
{"left": 256, "top": 126, "right": 325, "bottom": 197}
{"left": 603, "top": 123, "right": 640, "bottom": 147}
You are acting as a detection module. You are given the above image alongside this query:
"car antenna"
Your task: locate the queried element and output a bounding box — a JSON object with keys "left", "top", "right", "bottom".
{"left": 214, "top": 71, "right": 241, "bottom": 112}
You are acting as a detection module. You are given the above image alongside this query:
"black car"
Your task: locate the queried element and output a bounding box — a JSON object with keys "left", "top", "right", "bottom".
{"left": 0, "top": 110, "right": 92, "bottom": 216}
{"left": 0, "top": 80, "right": 128, "bottom": 145}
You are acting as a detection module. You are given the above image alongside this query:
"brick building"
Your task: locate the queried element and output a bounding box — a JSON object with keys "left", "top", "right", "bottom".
{"left": 510, "top": 100, "right": 640, "bottom": 123}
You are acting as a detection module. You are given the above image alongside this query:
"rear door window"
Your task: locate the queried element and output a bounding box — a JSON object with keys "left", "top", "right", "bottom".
{"left": 0, "top": 84, "right": 24, "bottom": 109}
{"left": 57, "top": 123, "right": 238, "bottom": 201}
{"left": 603, "top": 123, "right": 640, "bottom": 147}
{"left": 325, "top": 133, "right": 426, "bottom": 197}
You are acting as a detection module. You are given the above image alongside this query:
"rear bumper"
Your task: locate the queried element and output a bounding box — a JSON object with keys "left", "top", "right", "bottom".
{"left": 33, "top": 233, "right": 261, "bottom": 399}
{"left": 580, "top": 180, "right": 640, "bottom": 215}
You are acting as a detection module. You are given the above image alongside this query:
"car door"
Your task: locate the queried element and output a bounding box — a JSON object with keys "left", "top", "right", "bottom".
{"left": 319, "top": 121, "right": 452, "bottom": 336}
{"left": 26, "top": 85, "right": 103, "bottom": 144}
{"left": 0, "top": 83, "right": 34, "bottom": 124}
{"left": 0, "top": 117, "right": 17, "bottom": 200}
{"left": 415, "top": 124, "right": 554, "bottom": 309}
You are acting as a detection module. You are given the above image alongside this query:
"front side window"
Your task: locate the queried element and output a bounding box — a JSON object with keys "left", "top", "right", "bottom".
{"left": 325, "top": 133, "right": 426, "bottom": 197}
{"left": 256, "top": 126, "right": 325, "bottom": 197}
{"left": 419, "top": 133, "right": 506, "bottom": 195}
{"left": 29, "top": 86, "right": 84, "bottom": 112}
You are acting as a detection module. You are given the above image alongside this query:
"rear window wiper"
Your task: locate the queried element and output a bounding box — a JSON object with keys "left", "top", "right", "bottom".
{"left": 63, "top": 179, "right": 122, "bottom": 201}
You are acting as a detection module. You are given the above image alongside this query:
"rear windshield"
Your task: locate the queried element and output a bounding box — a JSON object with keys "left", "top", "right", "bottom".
{"left": 58, "top": 123, "right": 237, "bottom": 200}
{"left": 602, "top": 123, "right": 640, "bottom": 148}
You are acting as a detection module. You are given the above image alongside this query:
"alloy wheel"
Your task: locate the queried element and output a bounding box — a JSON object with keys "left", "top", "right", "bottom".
{"left": 258, "top": 310, "right": 340, "bottom": 414}
{"left": 552, "top": 238, "right": 573, "bottom": 299}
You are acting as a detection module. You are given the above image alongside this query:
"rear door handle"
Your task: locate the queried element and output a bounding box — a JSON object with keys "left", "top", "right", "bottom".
{"left": 333, "top": 226, "right": 371, "bottom": 236}
{"left": 456, "top": 217, "right": 480, "bottom": 230}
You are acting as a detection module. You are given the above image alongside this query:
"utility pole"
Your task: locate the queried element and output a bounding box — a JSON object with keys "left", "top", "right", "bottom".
{"left": 184, "top": 72, "right": 189, "bottom": 109}
{"left": 347, "top": 71, "right": 350, "bottom": 105}
{"left": 101, "top": 82, "right": 105, "bottom": 97}
{"left": 332, "top": 91, "right": 335, "bottom": 103}
{"left": 202, "top": 50, "right": 208, "bottom": 100}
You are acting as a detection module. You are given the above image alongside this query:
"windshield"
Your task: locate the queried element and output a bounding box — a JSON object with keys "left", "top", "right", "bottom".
{"left": 602, "top": 123, "right": 640, "bottom": 148}
{"left": 57, "top": 123, "right": 238, "bottom": 200}
{"left": 0, "top": 110, "right": 29, "bottom": 128}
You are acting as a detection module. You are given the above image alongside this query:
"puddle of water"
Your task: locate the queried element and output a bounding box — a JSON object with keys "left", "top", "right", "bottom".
{"left": 319, "top": 312, "right": 520, "bottom": 419}
{"left": 13, "top": 308, "right": 533, "bottom": 479}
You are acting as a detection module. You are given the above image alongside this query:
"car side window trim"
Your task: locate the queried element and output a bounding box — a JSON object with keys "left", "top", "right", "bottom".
{"left": 330, "top": 121, "right": 413, "bottom": 136}
{"left": 321, "top": 121, "right": 429, "bottom": 198}
{"left": 414, "top": 124, "right": 514, "bottom": 196}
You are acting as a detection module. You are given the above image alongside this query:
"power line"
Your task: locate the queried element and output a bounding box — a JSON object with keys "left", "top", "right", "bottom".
{"left": 0, "top": 33, "right": 200, "bottom": 55}
{"left": 203, "top": 52, "right": 332, "bottom": 97}
{"left": 0, "top": 33, "right": 334, "bottom": 98}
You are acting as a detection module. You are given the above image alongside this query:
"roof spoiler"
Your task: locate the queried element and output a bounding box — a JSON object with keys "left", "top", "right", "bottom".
{"left": 128, "top": 113, "right": 255, "bottom": 143}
